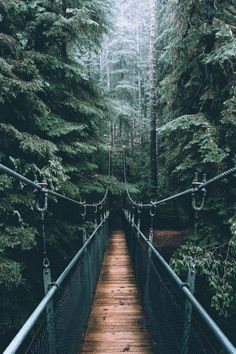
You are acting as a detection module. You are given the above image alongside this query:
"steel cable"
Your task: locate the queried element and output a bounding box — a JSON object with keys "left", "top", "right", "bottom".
{"left": 85, "top": 149, "right": 111, "bottom": 208}
{"left": 124, "top": 210, "right": 236, "bottom": 354}
{"left": 122, "top": 152, "right": 236, "bottom": 208}
{"left": 0, "top": 157, "right": 111, "bottom": 209}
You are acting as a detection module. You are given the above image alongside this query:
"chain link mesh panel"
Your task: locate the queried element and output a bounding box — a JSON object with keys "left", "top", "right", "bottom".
{"left": 124, "top": 216, "right": 229, "bottom": 354}
{"left": 17, "top": 222, "right": 109, "bottom": 354}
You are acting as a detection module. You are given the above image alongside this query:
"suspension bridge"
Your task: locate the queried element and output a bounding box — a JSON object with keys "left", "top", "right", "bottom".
{"left": 0, "top": 156, "right": 236, "bottom": 354}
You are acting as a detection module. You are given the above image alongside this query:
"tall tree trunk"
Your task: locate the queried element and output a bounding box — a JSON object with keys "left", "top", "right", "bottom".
{"left": 61, "top": 1, "right": 68, "bottom": 61}
{"left": 106, "top": 48, "right": 111, "bottom": 89}
{"left": 149, "top": 0, "right": 158, "bottom": 197}
{"left": 100, "top": 54, "right": 104, "bottom": 86}
{"left": 136, "top": 13, "right": 143, "bottom": 144}
{"left": 110, "top": 122, "right": 114, "bottom": 147}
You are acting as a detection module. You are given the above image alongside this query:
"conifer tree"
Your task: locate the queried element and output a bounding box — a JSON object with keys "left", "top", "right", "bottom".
{"left": 99, "top": 0, "right": 150, "bottom": 149}
{"left": 0, "top": 0, "right": 110, "bottom": 346}
{"left": 148, "top": 0, "right": 158, "bottom": 196}
{"left": 155, "top": 0, "right": 236, "bottom": 325}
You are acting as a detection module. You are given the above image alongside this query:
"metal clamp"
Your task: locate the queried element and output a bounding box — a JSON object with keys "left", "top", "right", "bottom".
{"left": 43, "top": 257, "right": 50, "bottom": 269}
{"left": 83, "top": 229, "right": 87, "bottom": 244}
{"left": 35, "top": 180, "right": 48, "bottom": 213}
{"left": 192, "top": 173, "right": 207, "bottom": 211}
{"left": 180, "top": 282, "right": 190, "bottom": 289}
{"left": 149, "top": 227, "right": 154, "bottom": 243}
{"left": 81, "top": 204, "right": 87, "bottom": 219}
{"left": 150, "top": 202, "right": 156, "bottom": 217}
{"left": 189, "top": 257, "right": 196, "bottom": 272}
{"left": 49, "top": 282, "right": 59, "bottom": 290}
{"left": 137, "top": 203, "right": 143, "bottom": 214}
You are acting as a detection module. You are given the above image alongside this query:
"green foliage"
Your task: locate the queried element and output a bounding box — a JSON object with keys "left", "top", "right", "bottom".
{"left": 230, "top": 216, "right": 236, "bottom": 240}
{"left": 155, "top": 0, "right": 236, "bottom": 323}
{"left": 0, "top": 224, "right": 37, "bottom": 252}
{"left": 0, "top": 259, "right": 22, "bottom": 289}
{"left": 0, "top": 0, "right": 111, "bottom": 346}
{"left": 159, "top": 114, "right": 227, "bottom": 182}
{"left": 97, "top": 0, "right": 151, "bottom": 147}
{"left": 171, "top": 241, "right": 236, "bottom": 317}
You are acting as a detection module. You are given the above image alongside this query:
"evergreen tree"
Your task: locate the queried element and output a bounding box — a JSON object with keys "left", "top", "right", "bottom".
{"left": 155, "top": 0, "right": 236, "bottom": 328}
{"left": 99, "top": 0, "right": 151, "bottom": 149}
{"left": 0, "top": 0, "right": 110, "bottom": 346}
{"left": 97, "top": 0, "right": 154, "bottom": 197}
{"left": 148, "top": 0, "right": 158, "bottom": 196}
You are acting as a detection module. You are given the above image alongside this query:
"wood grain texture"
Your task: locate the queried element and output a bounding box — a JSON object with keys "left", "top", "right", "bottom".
{"left": 79, "top": 231, "right": 154, "bottom": 353}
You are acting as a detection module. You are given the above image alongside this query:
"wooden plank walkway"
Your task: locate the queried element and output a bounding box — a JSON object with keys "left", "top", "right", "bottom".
{"left": 80, "top": 230, "right": 154, "bottom": 353}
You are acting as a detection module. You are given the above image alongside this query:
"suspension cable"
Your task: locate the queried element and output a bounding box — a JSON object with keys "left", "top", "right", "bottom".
{"left": 0, "top": 161, "right": 109, "bottom": 209}
{"left": 85, "top": 149, "right": 111, "bottom": 208}
{"left": 149, "top": 165, "right": 235, "bottom": 206}
{"left": 123, "top": 150, "right": 236, "bottom": 209}
{"left": 35, "top": 181, "right": 50, "bottom": 270}
{"left": 198, "top": 166, "right": 236, "bottom": 190}
{"left": 123, "top": 148, "right": 153, "bottom": 207}
{"left": 124, "top": 210, "right": 236, "bottom": 354}
{"left": 85, "top": 188, "right": 108, "bottom": 208}
{"left": 1, "top": 157, "right": 235, "bottom": 210}
{"left": 123, "top": 147, "right": 192, "bottom": 207}
{"left": 0, "top": 163, "right": 42, "bottom": 191}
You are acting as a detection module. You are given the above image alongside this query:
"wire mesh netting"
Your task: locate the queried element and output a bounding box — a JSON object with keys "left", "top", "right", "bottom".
{"left": 17, "top": 222, "right": 109, "bottom": 354}
{"left": 124, "top": 217, "right": 229, "bottom": 354}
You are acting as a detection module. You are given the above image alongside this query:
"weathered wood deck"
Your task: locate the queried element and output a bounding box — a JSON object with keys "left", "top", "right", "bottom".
{"left": 80, "top": 230, "right": 153, "bottom": 353}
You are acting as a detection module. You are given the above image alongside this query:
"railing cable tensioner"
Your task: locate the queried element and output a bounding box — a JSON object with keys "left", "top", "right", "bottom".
{"left": 35, "top": 180, "right": 50, "bottom": 271}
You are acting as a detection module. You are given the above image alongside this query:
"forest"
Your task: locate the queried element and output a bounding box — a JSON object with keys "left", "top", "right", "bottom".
{"left": 0, "top": 0, "right": 235, "bottom": 352}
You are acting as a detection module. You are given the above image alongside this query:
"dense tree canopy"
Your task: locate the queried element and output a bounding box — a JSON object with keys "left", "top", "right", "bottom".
{"left": 0, "top": 0, "right": 235, "bottom": 349}
{"left": 0, "top": 0, "right": 110, "bottom": 347}
{"left": 155, "top": 0, "right": 236, "bottom": 323}
{"left": 99, "top": 0, "right": 236, "bottom": 341}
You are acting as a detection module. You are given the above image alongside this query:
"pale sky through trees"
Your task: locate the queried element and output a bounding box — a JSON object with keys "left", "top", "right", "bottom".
{"left": 98, "top": 0, "right": 152, "bottom": 147}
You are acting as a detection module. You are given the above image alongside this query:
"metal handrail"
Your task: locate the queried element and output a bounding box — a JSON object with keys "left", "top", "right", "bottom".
{"left": 3, "top": 213, "right": 109, "bottom": 354}
{"left": 124, "top": 210, "right": 236, "bottom": 354}
{"left": 0, "top": 163, "right": 108, "bottom": 208}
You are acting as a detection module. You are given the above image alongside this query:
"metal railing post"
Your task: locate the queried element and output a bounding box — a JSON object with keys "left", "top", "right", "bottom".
{"left": 83, "top": 229, "right": 93, "bottom": 302}
{"left": 35, "top": 182, "right": 57, "bottom": 354}
{"left": 43, "top": 264, "right": 57, "bottom": 354}
{"left": 130, "top": 207, "right": 135, "bottom": 257}
{"left": 3, "top": 218, "right": 107, "bottom": 354}
{"left": 134, "top": 209, "right": 142, "bottom": 271}
{"left": 123, "top": 203, "right": 236, "bottom": 354}
{"left": 144, "top": 204, "right": 155, "bottom": 305}
{"left": 144, "top": 226, "right": 154, "bottom": 305}
{"left": 181, "top": 258, "right": 196, "bottom": 354}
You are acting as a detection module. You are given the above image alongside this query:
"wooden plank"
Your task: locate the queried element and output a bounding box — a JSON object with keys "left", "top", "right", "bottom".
{"left": 81, "top": 341, "right": 152, "bottom": 352}
{"left": 79, "top": 230, "right": 154, "bottom": 354}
